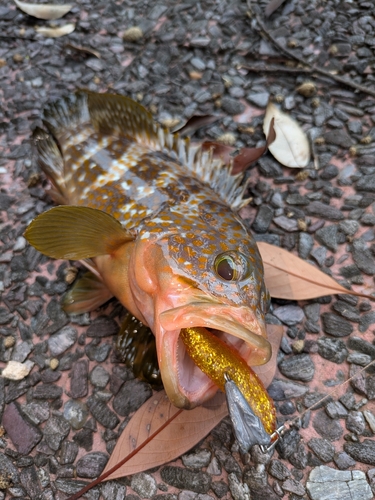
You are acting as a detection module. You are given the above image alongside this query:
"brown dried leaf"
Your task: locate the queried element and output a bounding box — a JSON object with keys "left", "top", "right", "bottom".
{"left": 35, "top": 23, "right": 75, "bottom": 37}
{"left": 14, "top": 0, "right": 72, "bottom": 20}
{"left": 103, "top": 325, "right": 282, "bottom": 479}
{"left": 171, "top": 115, "right": 219, "bottom": 136}
{"left": 258, "top": 241, "right": 374, "bottom": 300}
{"left": 65, "top": 43, "right": 101, "bottom": 59}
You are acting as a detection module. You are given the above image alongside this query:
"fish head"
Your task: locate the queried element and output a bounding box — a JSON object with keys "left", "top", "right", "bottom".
{"left": 130, "top": 204, "right": 271, "bottom": 409}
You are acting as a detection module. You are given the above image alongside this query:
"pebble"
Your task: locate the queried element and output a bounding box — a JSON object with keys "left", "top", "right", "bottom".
{"left": 182, "top": 449, "right": 211, "bottom": 469}
{"left": 89, "top": 399, "right": 119, "bottom": 429}
{"left": 344, "top": 440, "right": 375, "bottom": 466}
{"left": 76, "top": 452, "right": 109, "bottom": 479}
{"left": 60, "top": 440, "right": 79, "bottom": 465}
{"left": 2, "top": 402, "right": 42, "bottom": 454}
{"left": 282, "top": 478, "right": 306, "bottom": 496}
{"left": 47, "top": 326, "right": 77, "bottom": 357}
{"left": 279, "top": 354, "right": 315, "bottom": 382}
{"left": 268, "top": 378, "right": 309, "bottom": 400}
{"left": 33, "top": 383, "right": 63, "bottom": 400}
{"left": 113, "top": 379, "right": 152, "bottom": 416}
{"left": 252, "top": 205, "right": 274, "bottom": 233}
{"left": 70, "top": 359, "right": 89, "bottom": 398}
{"left": 227, "top": 472, "right": 250, "bottom": 500}
{"left": 317, "top": 337, "right": 348, "bottom": 364}
{"left": 325, "top": 401, "right": 348, "bottom": 419}
{"left": 306, "top": 466, "right": 373, "bottom": 500}
{"left": 313, "top": 409, "right": 343, "bottom": 441}
{"left": 161, "top": 466, "right": 211, "bottom": 494}
{"left": 305, "top": 201, "right": 344, "bottom": 221}
{"left": 334, "top": 451, "right": 357, "bottom": 470}
{"left": 1, "top": 360, "right": 34, "bottom": 380}
{"left": 11, "top": 340, "right": 33, "bottom": 362}
{"left": 315, "top": 225, "right": 338, "bottom": 251}
{"left": 100, "top": 481, "right": 126, "bottom": 500}
{"left": 272, "top": 305, "right": 305, "bottom": 326}
{"left": 347, "top": 352, "right": 372, "bottom": 366}
{"left": 298, "top": 232, "right": 314, "bottom": 259}
{"left": 206, "top": 457, "right": 221, "bottom": 475}
{"left": 347, "top": 336, "right": 375, "bottom": 357}
{"left": 90, "top": 366, "right": 110, "bottom": 389}
{"left": 211, "top": 480, "right": 229, "bottom": 498}
{"left": 63, "top": 400, "right": 89, "bottom": 430}
{"left": 351, "top": 239, "right": 375, "bottom": 274}
{"left": 363, "top": 410, "right": 375, "bottom": 433}
{"left": 86, "top": 317, "right": 119, "bottom": 337}
{"left": 220, "top": 97, "right": 244, "bottom": 115}
{"left": 346, "top": 411, "right": 366, "bottom": 435}
{"left": 310, "top": 246, "right": 327, "bottom": 266}
{"left": 43, "top": 414, "right": 70, "bottom": 451}
{"left": 273, "top": 215, "right": 299, "bottom": 232}
{"left": 308, "top": 438, "right": 335, "bottom": 463}
{"left": 268, "top": 459, "right": 291, "bottom": 480}
{"left": 321, "top": 312, "right": 353, "bottom": 337}
{"left": 246, "top": 92, "right": 270, "bottom": 108}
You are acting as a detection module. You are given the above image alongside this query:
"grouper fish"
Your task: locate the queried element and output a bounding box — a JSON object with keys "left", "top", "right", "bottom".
{"left": 25, "top": 91, "right": 276, "bottom": 435}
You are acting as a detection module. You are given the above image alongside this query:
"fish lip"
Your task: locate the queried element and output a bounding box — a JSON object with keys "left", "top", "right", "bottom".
{"left": 157, "top": 302, "right": 271, "bottom": 409}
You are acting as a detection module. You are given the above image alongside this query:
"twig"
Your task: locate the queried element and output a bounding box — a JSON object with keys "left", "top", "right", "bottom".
{"left": 240, "top": 62, "right": 313, "bottom": 74}
{"left": 247, "top": 2, "right": 375, "bottom": 99}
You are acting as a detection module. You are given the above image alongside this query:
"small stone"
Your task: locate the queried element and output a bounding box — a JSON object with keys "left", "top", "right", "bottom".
{"left": 252, "top": 205, "right": 274, "bottom": 233}
{"left": 182, "top": 450, "right": 211, "bottom": 469}
{"left": 87, "top": 317, "right": 119, "bottom": 337}
{"left": 211, "top": 480, "right": 229, "bottom": 498}
{"left": 282, "top": 478, "right": 306, "bottom": 496}
{"left": 227, "top": 473, "right": 250, "bottom": 500}
{"left": 268, "top": 459, "right": 291, "bottom": 480}
{"left": 90, "top": 366, "right": 110, "bottom": 389}
{"left": 161, "top": 466, "right": 211, "bottom": 494}
{"left": 89, "top": 399, "right": 119, "bottom": 429}
{"left": 246, "top": 92, "right": 270, "bottom": 108}
{"left": 344, "top": 440, "right": 375, "bottom": 466}
{"left": 326, "top": 401, "right": 348, "bottom": 419}
{"left": 334, "top": 451, "right": 356, "bottom": 470}
{"left": 207, "top": 457, "right": 221, "bottom": 475}
{"left": 22, "top": 401, "right": 49, "bottom": 425}
{"left": 70, "top": 360, "right": 89, "bottom": 399}
{"left": 272, "top": 305, "right": 305, "bottom": 326}
{"left": 324, "top": 130, "right": 354, "bottom": 148}
{"left": 315, "top": 225, "right": 338, "bottom": 252}
{"left": 308, "top": 438, "right": 335, "bottom": 463}
{"left": 20, "top": 465, "right": 43, "bottom": 499}
{"left": 306, "top": 466, "right": 373, "bottom": 500}
{"left": 48, "top": 326, "right": 77, "bottom": 357}
{"left": 123, "top": 26, "right": 143, "bottom": 41}
{"left": 273, "top": 215, "right": 299, "bottom": 232}
{"left": 351, "top": 239, "right": 375, "bottom": 275}
{"left": 3, "top": 336, "right": 16, "bottom": 348}
{"left": 63, "top": 400, "right": 89, "bottom": 430}
{"left": 1, "top": 360, "right": 34, "bottom": 380}
{"left": 347, "top": 352, "right": 372, "bottom": 366}
{"left": 346, "top": 411, "right": 366, "bottom": 435}
{"left": 49, "top": 358, "right": 59, "bottom": 370}
{"left": 33, "top": 383, "right": 63, "bottom": 400}
{"left": 60, "top": 441, "right": 79, "bottom": 465}
{"left": 220, "top": 97, "right": 244, "bottom": 115}
{"left": 321, "top": 313, "right": 353, "bottom": 337}
{"left": 44, "top": 415, "right": 70, "bottom": 451}
{"left": 298, "top": 232, "right": 314, "bottom": 259}
{"left": 318, "top": 337, "right": 348, "bottom": 364}
{"left": 100, "top": 481, "right": 127, "bottom": 500}
{"left": 279, "top": 354, "right": 315, "bottom": 382}
{"left": 313, "top": 409, "right": 343, "bottom": 441}
{"left": 76, "top": 452, "right": 108, "bottom": 478}
{"left": 363, "top": 410, "right": 375, "bottom": 433}
{"left": 268, "top": 378, "right": 309, "bottom": 400}
{"left": 2, "top": 402, "right": 42, "bottom": 454}
{"left": 113, "top": 379, "right": 152, "bottom": 416}
{"left": 305, "top": 201, "right": 344, "bottom": 221}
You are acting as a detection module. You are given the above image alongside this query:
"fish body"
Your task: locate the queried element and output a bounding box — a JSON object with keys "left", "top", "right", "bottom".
{"left": 26, "top": 91, "right": 273, "bottom": 421}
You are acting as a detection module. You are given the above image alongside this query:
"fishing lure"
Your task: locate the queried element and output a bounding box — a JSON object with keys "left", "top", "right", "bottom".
{"left": 25, "top": 90, "right": 275, "bottom": 442}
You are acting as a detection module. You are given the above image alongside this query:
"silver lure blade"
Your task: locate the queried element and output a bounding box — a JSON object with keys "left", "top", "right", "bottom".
{"left": 225, "top": 377, "right": 271, "bottom": 452}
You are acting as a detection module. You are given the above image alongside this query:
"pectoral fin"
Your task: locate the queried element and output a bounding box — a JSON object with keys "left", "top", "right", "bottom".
{"left": 24, "top": 206, "right": 134, "bottom": 259}
{"left": 62, "top": 271, "right": 113, "bottom": 314}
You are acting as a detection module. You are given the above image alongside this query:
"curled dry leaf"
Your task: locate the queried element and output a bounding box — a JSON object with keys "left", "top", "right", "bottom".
{"left": 35, "top": 23, "right": 75, "bottom": 37}
{"left": 65, "top": 43, "right": 101, "bottom": 59}
{"left": 171, "top": 115, "right": 219, "bottom": 136}
{"left": 14, "top": 0, "right": 72, "bottom": 20}
{"left": 102, "top": 324, "right": 282, "bottom": 480}
{"left": 263, "top": 101, "right": 310, "bottom": 168}
{"left": 258, "top": 241, "right": 375, "bottom": 301}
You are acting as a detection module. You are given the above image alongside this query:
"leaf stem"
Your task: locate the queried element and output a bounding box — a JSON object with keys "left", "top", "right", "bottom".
{"left": 66, "top": 409, "right": 184, "bottom": 500}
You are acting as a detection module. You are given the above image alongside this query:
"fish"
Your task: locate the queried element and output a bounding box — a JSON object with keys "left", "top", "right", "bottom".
{"left": 25, "top": 91, "right": 275, "bottom": 431}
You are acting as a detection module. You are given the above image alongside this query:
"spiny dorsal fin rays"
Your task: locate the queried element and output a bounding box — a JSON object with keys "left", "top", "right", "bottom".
{"left": 24, "top": 206, "right": 134, "bottom": 260}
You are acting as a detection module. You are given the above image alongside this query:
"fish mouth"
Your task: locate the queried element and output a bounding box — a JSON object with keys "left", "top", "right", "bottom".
{"left": 158, "top": 302, "right": 271, "bottom": 409}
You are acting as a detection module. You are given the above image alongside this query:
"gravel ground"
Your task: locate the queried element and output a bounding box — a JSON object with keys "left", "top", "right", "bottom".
{"left": 1, "top": 0, "right": 375, "bottom": 499}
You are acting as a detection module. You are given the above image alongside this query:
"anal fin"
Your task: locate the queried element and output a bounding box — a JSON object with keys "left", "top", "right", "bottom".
{"left": 62, "top": 271, "right": 113, "bottom": 314}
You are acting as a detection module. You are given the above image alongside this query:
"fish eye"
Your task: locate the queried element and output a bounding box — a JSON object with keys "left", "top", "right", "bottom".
{"left": 214, "top": 252, "right": 247, "bottom": 282}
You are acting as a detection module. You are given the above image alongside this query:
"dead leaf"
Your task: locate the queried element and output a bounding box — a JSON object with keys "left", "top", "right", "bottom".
{"left": 263, "top": 102, "right": 310, "bottom": 168}
{"left": 35, "top": 23, "right": 75, "bottom": 37}
{"left": 258, "top": 241, "right": 374, "bottom": 300}
{"left": 265, "top": 0, "right": 287, "bottom": 17}
{"left": 102, "top": 324, "right": 282, "bottom": 479}
{"left": 65, "top": 43, "right": 101, "bottom": 59}
{"left": 171, "top": 115, "right": 219, "bottom": 136}
{"left": 14, "top": 0, "right": 72, "bottom": 20}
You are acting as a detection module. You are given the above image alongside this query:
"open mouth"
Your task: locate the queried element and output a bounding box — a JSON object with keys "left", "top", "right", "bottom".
{"left": 158, "top": 302, "right": 271, "bottom": 408}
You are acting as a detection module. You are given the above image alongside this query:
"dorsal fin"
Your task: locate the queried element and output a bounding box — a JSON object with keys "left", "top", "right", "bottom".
{"left": 40, "top": 90, "right": 248, "bottom": 210}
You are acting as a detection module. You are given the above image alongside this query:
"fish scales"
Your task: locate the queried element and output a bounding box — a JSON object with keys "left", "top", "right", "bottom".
{"left": 26, "top": 90, "right": 274, "bottom": 428}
